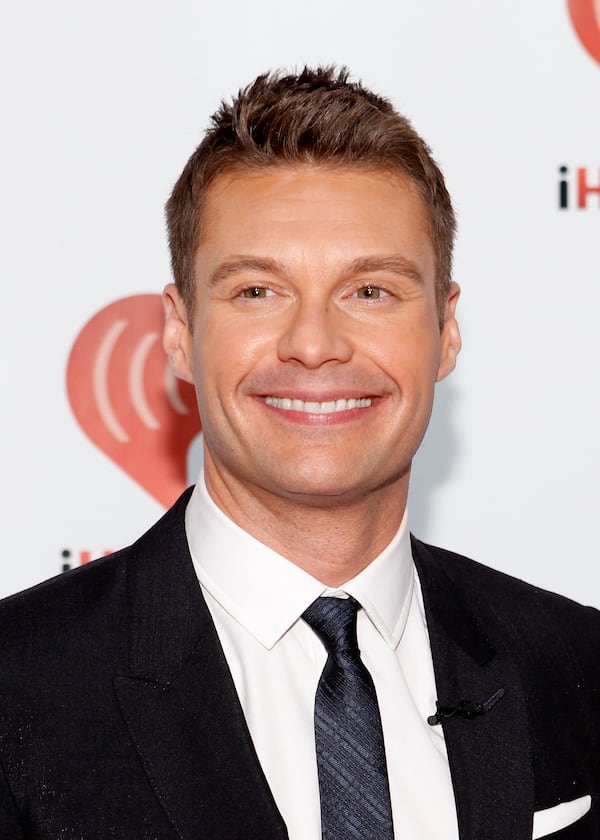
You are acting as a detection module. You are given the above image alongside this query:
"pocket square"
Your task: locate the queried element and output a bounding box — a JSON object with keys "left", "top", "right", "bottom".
{"left": 532, "top": 795, "right": 591, "bottom": 838}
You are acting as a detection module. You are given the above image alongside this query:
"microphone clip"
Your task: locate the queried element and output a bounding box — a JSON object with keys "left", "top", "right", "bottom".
{"left": 427, "top": 688, "right": 505, "bottom": 726}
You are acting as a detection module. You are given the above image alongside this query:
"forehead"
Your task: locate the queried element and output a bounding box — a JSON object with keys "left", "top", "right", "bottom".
{"left": 195, "top": 165, "right": 434, "bottom": 275}
{"left": 201, "top": 164, "right": 429, "bottom": 226}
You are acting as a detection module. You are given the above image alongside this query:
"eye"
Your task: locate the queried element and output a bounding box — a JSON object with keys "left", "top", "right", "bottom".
{"left": 240, "top": 286, "right": 274, "bottom": 299}
{"left": 354, "top": 285, "right": 389, "bottom": 300}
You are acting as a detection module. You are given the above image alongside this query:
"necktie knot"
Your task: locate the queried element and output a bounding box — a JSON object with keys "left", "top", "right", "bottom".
{"left": 302, "top": 596, "right": 360, "bottom": 660}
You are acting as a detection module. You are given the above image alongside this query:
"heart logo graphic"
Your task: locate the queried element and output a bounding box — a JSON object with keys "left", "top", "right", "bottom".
{"left": 66, "top": 294, "right": 201, "bottom": 508}
{"left": 568, "top": 0, "right": 600, "bottom": 64}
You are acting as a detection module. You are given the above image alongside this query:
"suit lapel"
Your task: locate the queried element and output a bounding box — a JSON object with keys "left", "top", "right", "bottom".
{"left": 412, "top": 538, "right": 535, "bottom": 840}
{"left": 114, "top": 490, "right": 288, "bottom": 840}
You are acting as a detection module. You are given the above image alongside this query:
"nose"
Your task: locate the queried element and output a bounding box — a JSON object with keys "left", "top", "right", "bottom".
{"left": 277, "top": 301, "right": 353, "bottom": 368}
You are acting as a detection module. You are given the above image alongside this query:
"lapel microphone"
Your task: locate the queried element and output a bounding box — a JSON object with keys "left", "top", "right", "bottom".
{"left": 427, "top": 688, "right": 505, "bottom": 726}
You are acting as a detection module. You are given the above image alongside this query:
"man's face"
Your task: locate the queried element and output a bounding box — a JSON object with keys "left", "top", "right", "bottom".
{"left": 164, "top": 166, "right": 460, "bottom": 508}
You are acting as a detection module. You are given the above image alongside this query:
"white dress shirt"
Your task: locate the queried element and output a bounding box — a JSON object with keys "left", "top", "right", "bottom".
{"left": 185, "top": 477, "right": 459, "bottom": 839}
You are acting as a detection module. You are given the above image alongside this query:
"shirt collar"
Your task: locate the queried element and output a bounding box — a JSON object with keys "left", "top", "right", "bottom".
{"left": 185, "top": 476, "right": 414, "bottom": 651}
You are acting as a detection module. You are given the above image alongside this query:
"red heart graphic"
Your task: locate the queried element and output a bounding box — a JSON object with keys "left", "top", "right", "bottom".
{"left": 568, "top": 0, "right": 600, "bottom": 64}
{"left": 66, "top": 295, "right": 201, "bottom": 508}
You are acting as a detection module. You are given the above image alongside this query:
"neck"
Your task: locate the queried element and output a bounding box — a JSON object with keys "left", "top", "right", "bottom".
{"left": 203, "top": 463, "right": 410, "bottom": 587}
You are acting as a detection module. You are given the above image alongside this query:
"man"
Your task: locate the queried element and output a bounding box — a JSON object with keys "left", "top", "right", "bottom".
{"left": 0, "top": 67, "right": 598, "bottom": 839}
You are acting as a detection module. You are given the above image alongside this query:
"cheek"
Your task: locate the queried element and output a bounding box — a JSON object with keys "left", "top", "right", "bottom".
{"left": 195, "top": 321, "right": 275, "bottom": 393}
{"left": 364, "top": 322, "right": 441, "bottom": 385}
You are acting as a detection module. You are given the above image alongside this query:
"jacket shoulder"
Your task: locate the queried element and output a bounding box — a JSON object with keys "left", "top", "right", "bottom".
{"left": 0, "top": 488, "right": 192, "bottom": 667}
{"left": 413, "top": 535, "right": 600, "bottom": 613}
{"left": 0, "top": 547, "right": 131, "bottom": 671}
{"left": 412, "top": 536, "right": 600, "bottom": 679}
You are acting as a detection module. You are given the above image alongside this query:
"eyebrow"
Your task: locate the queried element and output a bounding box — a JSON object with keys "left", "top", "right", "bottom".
{"left": 345, "top": 255, "right": 424, "bottom": 284}
{"left": 208, "top": 253, "right": 424, "bottom": 288}
{"left": 209, "top": 257, "right": 286, "bottom": 288}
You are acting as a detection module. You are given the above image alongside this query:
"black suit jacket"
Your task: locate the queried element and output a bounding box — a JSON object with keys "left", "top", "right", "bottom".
{"left": 0, "top": 489, "right": 598, "bottom": 839}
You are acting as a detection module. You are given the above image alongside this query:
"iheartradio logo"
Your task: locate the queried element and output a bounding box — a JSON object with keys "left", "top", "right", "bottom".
{"left": 568, "top": 0, "right": 600, "bottom": 64}
{"left": 66, "top": 295, "right": 201, "bottom": 508}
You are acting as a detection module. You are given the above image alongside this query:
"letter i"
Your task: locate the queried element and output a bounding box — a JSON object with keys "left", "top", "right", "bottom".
{"left": 61, "top": 549, "right": 72, "bottom": 572}
{"left": 558, "top": 166, "right": 569, "bottom": 209}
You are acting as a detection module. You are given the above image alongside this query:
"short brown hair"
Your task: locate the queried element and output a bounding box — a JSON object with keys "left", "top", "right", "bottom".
{"left": 166, "top": 66, "right": 456, "bottom": 320}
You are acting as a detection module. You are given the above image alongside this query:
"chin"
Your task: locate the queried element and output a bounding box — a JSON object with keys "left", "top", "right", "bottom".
{"left": 262, "top": 468, "right": 402, "bottom": 508}
{"left": 273, "top": 485, "right": 368, "bottom": 509}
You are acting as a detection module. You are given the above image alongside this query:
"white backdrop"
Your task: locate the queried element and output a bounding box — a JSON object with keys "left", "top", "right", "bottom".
{"left": 1, "top": 1, "right": 599, "bottom": 606}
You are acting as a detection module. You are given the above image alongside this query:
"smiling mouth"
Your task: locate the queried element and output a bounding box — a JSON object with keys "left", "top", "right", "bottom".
{"left": 264, "top": 396, "right": 372, "bottom": 414}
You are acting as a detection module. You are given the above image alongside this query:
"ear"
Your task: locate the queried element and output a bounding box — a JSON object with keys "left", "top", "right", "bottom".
{"left": 436, "top": 281, "right": 462, "bottom": 383}
{"left": 162, "top": 284, "right": 195, "bottom": 384}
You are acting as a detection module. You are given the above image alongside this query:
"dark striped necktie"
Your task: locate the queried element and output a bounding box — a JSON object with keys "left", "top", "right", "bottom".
{"left": 302, "top": 596, "right": 394, "bottom": 839}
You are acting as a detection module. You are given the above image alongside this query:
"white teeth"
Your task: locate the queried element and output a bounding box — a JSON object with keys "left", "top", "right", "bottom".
{"left": 265, "top": 396, "right": 372, "bottom": 413}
